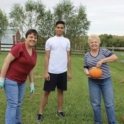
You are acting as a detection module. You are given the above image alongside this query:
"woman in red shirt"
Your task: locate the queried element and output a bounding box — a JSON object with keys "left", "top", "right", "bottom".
{"left": 0, "top": 29, "right": 38, "bottom": 124}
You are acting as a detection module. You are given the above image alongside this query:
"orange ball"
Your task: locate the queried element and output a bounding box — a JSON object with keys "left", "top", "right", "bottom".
{"left": 89, "top": 67, "right": 102, "bottom": 79}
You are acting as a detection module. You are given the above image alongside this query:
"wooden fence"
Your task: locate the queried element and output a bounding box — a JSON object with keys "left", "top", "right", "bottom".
{"left": 1, "top": 43, "right": 124, "bottom": 55}
{"left": 0, "top": 43, "right": 13, "bottom": 52}
{"left": 105, "top": 47, "right": 124, "bottom": 51}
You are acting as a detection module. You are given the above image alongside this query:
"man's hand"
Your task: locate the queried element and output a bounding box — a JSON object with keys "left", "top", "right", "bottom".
{"left": 44, "top": 72, "right": 50, "bottom": 81}
{"left": 67, "top": 72, "right": 72, "bottom": 81}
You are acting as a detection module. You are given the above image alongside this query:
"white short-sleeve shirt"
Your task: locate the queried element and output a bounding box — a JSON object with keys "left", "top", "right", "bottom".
{"left": 45, "top": 36, "right": 70, "bottom": 74}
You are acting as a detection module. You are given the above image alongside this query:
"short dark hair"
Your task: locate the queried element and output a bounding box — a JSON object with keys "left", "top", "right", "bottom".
{"left": 25, "top": 29, "right": 38, "bottom": 38}
{"left": 55, "top": 20, "right": 65, "bottom": 27}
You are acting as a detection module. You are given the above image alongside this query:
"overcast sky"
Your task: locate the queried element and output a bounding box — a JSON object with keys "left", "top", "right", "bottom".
{"left": 0, "top": 0, "right": 124, "bottom": 36}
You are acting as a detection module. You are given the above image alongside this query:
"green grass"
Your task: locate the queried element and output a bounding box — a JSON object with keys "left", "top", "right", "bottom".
{"left": 0, "top": 52, "right": 124, "bottom": 124}
{"left": 114, "top": 51, "right": 124, "bottom": 60}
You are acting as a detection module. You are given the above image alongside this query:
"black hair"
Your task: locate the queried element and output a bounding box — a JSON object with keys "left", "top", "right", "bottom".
{"left": 25, "top": 29, "right": 38, "bottom": 38}
{"left": 55, "top": 20, "right": 65, "bottom": 27}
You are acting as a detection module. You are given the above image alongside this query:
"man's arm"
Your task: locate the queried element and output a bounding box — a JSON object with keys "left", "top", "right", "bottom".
{"left": 67, "top": 51, "right": 72, "bottom": 80}
{"left": 44, "top": 51, "right": 50, "bottom": 81}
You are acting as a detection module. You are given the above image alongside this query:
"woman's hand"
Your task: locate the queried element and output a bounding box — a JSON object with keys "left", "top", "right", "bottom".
{"left": 84, "top": 68, "right": 90, "bottom": 77}
{"left": 96, "top": 60, "right": 103, "bottom": 68}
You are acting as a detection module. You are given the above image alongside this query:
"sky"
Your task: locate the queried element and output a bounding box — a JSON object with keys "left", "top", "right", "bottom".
{"left": 0, "top": 0, "right": 124, "bottom": 36}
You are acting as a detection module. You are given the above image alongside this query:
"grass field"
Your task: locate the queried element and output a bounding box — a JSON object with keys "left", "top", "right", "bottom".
{"left": 0, "top": 52, "right": 124, "bottom": 124}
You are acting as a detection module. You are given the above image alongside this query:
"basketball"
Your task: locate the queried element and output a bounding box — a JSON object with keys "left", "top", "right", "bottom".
{"left": 89, "top": 67, "right": 102, "bottom": 78}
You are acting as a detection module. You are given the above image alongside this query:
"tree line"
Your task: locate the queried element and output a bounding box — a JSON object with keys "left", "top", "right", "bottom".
{"left": 83, "top": 34, "right": 124, "bottom": 49}
{"left": 0, "top": 0, "right": 124, "bottom": 49}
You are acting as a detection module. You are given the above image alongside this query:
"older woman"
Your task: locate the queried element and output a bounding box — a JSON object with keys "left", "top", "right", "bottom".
{"left": 0, "top": 29, "right": 38, "bottom": 124}
{"left": 84, "top": 34, "right": 118, "bottom": 124}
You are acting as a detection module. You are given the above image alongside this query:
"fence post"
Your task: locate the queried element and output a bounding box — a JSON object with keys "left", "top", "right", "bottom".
{"left": 112, "top": 46, "right": 114, "bottom": 52}
{"left": 75, "top": 44, "right": 76, "bottom": 50}
{"left": 0, "top": 39, "right": 1, "bottom": 53}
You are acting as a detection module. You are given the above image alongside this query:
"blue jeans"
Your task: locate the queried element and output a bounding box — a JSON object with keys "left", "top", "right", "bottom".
{"left": 88, "top": 77, "right": 117, "bottom": 124}
{"left": 4, "top": 78, "right": 26, "bottom": 124}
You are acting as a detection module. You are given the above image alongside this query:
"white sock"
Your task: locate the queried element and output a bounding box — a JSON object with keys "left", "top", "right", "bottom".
{"left": 39, "top": 113, "right": 42, "bottom": 115}
{"left": 58, "top": 111, "right": 62, "bottom": 113}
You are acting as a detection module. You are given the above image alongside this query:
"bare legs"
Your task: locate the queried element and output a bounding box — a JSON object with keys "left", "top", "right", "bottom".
{"left": 39, "top": 91, "right": 50, "bottom": 114}
{"left": 57, "top": 89, "right": 63, "bottom": 111}
{"left": 38, "top": 89, "right": 64, "bottom": 114}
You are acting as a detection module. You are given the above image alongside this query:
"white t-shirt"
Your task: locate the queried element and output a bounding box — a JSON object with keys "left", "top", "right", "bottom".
{"left": 45, "top": 36, "right": 70, "bottom": 74}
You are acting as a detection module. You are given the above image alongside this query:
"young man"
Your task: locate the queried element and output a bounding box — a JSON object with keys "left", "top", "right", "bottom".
{"left": 37, "top": 20, "right": 72, "bottom": 122}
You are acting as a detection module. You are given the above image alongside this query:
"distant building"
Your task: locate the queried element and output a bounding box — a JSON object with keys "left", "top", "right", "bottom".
{"left": 1, "top": 29, "right": 21, "bottom": 51}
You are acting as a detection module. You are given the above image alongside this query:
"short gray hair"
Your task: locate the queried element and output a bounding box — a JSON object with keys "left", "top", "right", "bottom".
{"left": 88, "top": 34, "right": 101, "bottom": 44}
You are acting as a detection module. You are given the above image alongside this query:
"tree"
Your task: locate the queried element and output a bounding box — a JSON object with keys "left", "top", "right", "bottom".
{"left": 9, "top": 3, "right": 25, "bottom": 36}
{"left": 53, "top": 0, "right": 90, "bottom": 46}
{"left": 38, "top": 9, "right": 55, "bottom": 40}
{"left": 99, "top": 34, "right": 113, "bottom": 47}
{"left": 9, "top": 0, "right": 45, "bottom": 37}
{"left": 0, "top": 9, "right": 8, "bottom": 39}
{"left": 9, "top": 0, "right": 90, "bottom": 46}
{"left": 0, "top": 9, "right": 8, "bottom": 52}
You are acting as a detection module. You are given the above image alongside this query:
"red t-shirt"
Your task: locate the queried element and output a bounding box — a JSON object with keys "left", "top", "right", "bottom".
{"left": 6, "top": 42, "right": 37, "bottom": 83}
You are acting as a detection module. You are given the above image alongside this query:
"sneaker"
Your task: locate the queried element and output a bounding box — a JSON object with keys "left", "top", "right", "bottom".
{"left": 56, "top": 111, "right": 65, "bottom": 119}
{"left": 37, "top": 114, "right": 43, "bottom": 122}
